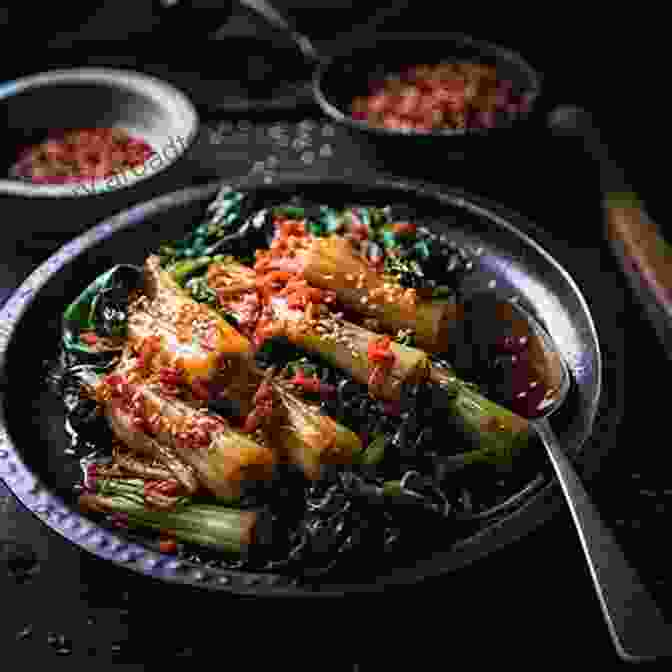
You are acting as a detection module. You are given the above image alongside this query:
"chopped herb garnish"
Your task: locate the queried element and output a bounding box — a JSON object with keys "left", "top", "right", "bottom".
{"left": 185, "top": 276, "right": 218, "bottom": 306}
{"left": 380, "top": 228, "right": 398, "bottom": 250}
{"left": 222, "top": 313, "right": 239, "bottom": 328}
{"left": 272, "top": 204, "right": 305, "bottom": 220}
{"left": 168, "top": 257, "right": 212, "bottom": 285}
{"left": 308, "top": 221, "right": 324, "bottom": 237}
{"left": 384, "top": 254, "right": 425, "bottom": 289}
{"left": 432, "top": 285, "right": 456, "bottom": 298}
{"left": 394, "top": 329, "right": 416, "bottom": 347}
{"left": 413, "top": 240, "right": 431, "bottom": 260}
{"left": 286, "top": 358, "right": 319, "bottom": 378}
{"left": 323, "top": 207, "right": 343, "bottom": 233}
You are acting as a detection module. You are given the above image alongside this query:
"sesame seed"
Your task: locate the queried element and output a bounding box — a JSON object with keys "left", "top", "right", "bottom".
{"left": 16, "top": 625, "right": 33, "bottom": 640}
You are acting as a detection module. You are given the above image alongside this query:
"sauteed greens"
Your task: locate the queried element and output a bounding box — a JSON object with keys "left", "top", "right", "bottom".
{"left": 49, "top": 185, "right": 549, "bottom": 579}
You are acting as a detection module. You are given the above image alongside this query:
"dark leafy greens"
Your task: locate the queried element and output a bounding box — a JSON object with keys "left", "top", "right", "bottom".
{"left": 160, "top": 189, "right": 472, "bottom": 301}
{"left": 62, "top": 264, "right": 142, "bottom": 360}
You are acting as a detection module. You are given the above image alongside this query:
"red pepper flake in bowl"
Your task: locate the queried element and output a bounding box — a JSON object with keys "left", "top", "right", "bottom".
{"left": 10, "top": 127, "right": 155, "bottom": 184}
{"left": 351, "top": 61, "right": 528, "bottom": 133}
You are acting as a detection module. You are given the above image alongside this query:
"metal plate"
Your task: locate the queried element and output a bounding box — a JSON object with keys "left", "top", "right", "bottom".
{"left": 0, "top": 174, "right": 608, "bottom": 596}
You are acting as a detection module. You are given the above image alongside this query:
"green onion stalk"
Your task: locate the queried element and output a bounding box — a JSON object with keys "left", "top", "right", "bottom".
{"left": 267, "top": 383, "right": 363, "bottom": 481}
{"left": 295, "top": 235, "right": 463, "bottom": 351}
{"left": 429, "top": 365, "right": 531, "bottom": 472}
{"left": 273, "top": 296, "right": 430, "bottom": 402}
{"left": 79, "top": 477, "right": 257, "bottom": 554}
{"left": 359, "top": 434, "right": 386, "bottom": 466}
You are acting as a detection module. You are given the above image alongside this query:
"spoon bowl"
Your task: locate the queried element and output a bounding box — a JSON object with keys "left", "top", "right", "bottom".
{"left": 510, "top": 299, "right": 570, "bottom": 416}
{"left": 438, "top": 291, "right": 568, "bottom": 418}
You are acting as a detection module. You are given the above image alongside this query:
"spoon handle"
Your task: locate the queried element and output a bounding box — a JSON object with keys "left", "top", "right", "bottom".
{"left": 237, "top": 0, "right": 320, "bottom": 63}
{"left": 535, "top": 418, "right": 671, "bottom": 661}
{"left": 549, "top": 106, "right": 672, "bottom": 361}
{"left": 237, "top": 0, "right": 412, "bottom": 66}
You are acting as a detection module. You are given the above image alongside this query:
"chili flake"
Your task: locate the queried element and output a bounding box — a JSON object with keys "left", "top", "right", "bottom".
{"left": 80, "top": 331, "right": 98, "bottom": 345}
{"left": 367, "top": 335, "right": 396, "bottom": 365}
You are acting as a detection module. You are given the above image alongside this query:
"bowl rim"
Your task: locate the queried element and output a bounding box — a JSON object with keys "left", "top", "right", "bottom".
{"left": 0, "top": 172, "right": 607, "bottom": 597}
{"left": 0, "top": 67, "right": 199, "bottom": 199}
{"left": 312, "top": 31, "right": 543, "bottom": 139}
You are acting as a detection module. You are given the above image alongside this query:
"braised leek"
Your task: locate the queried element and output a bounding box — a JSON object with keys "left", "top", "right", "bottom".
{"left": 429, "top": 365, "right": 531, "bottom": 471}
{"left": 271, "top": 296, "right": 429, "bottom": 401}
{"left": 79, "top": 478, "right": 256, "bottom": 553}
{"left": 128, "top": 256, "right": 253, "bottom": 385}
{"left": 97, "top": 369, "right": 275, "bottom": 501}
{"left": 295, "top": 236, "right": 463, "bottom": 351}
{"left": 266, "top": 383, "right": 362, "bottom": 480}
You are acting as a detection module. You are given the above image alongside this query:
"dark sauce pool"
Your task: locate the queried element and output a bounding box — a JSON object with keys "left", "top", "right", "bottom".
{"left": 440, "top": 292, "right": 557, "bottom": 420}
{"left": 490, "top": 334, "right": 555, "bottom": 418}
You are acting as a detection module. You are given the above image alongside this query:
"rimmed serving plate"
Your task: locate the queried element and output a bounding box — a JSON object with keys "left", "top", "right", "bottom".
{"left": 0, "top": 174, "right": 610, "bottom": 596}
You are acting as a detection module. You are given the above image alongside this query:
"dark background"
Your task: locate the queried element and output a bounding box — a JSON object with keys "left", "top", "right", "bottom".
{"left": 2, "top": 1, "right": 663, "bottom": 212}
{"left": 1, "top": 2, "right": 669, "bottom": 669}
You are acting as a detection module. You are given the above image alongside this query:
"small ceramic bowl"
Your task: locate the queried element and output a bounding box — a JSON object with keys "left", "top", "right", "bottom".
{"left": 0, "top": 67, "right": 199, "bottom": 198}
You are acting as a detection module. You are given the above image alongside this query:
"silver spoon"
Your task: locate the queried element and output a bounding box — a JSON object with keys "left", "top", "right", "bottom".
{"left": 236, "top": 0, "right": 412, "bottom": 65}
{"left": 511, "top": 299, "right": 671, "bottom": 662}
{"left": 237, "top": 0, "right": 320, "bottom": 64}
